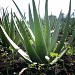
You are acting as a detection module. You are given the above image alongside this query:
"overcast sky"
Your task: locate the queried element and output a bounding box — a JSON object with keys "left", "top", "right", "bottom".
{"left": 0, "top": 0, "right": 75, "bottom": 20}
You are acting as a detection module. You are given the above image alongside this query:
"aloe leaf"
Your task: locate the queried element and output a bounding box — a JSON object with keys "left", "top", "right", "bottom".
{"left": 29, "top": 4, "right": 34, "bottom": 34}
{"left": 2, "top": 9, "right": 5, "bottom": 26}
{"left": 0, "top": 22, "right": 6, "bottom": 46}
{"left": 14, "top": 14, "right": 42, "bottom": 63}
{"left": 1, "top": 9, "right": 10, "bottom": 47}
{"left": 4, "top": 13, "right": 9, "bottom": 35}
{"left": 12, "top": 0, "right": 35, "bottom": 41}
{"left": 50, "top": 21, "right": 60, "bottom": 52}
{"left": 14, "top": 31, "right": 21, "bottom": 45}
{"left": 55, "top": 0, "right": 71, "bottom": 53}
{"left": 10, "top": 9, "right": 15, "bottom": 41}
{"left": 32, "top": 0, "right": 47, "bottom": 62}
{"left": 0, "top": 9, "right": 6, "bottom": 46}
{"left": 69, "top": 29, "right": 75, "bottom": 44}
{"left": 25, "top": 21, "right": 35, "bottom": 41}
{"left": 45, "top": 0, "right": 51, "bottom": 54}
{"left": 0, "top": 25, "right": 32, "bottom": 63}
{"left": 2, "top": 8, "right": 9, "bottom": 35}
{"left": 12, "top": 0, "right": 23, "bottom": 18}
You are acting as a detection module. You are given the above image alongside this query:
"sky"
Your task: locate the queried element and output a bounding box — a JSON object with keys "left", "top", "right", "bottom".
{"left": 0, "top": 0, "right": 75, "bottom": 20}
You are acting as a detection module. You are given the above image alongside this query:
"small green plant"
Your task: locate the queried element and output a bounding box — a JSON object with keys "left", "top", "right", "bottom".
{"left": 0, "top": 0, "right": 74, "bottom": 65}
{"left": 0, "top": 8, "right": 20, "bottom": 48}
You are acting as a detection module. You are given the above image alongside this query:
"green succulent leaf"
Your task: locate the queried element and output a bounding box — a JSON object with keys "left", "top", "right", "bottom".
{"left": 32, "top": 0, "right": 47, "bottom": 62}
{"left": 69, "top": 28, "right": 75, "bottom": 44}
{"left": 45, "top": 0, "right": 51, "bottom": 54}
{"left": 29, "top": 4, "right": 34, "bottom": 34}
{"left": 10, "top": 9, "right": 15, "bottom": 41}
{"left": 12, "top": 0, "right": 23, "bottom": 18}
{"left": 14, "top": 14, "right": 42, "bottom": 63}
{"left": 50, "top": 21, "right": 60, "bottom": 52}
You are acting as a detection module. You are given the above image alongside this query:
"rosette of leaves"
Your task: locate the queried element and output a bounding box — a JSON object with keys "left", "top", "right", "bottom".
{"left": 0, "top": 0, "right": 73, "bottom": 65}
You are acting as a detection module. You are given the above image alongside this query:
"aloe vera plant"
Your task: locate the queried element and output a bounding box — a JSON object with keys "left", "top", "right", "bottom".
{"left": 0, "top": 8, "right": 20, "bottom": 48}
{"left": 0, "top": 0, "right": 72, "bottom": 65}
